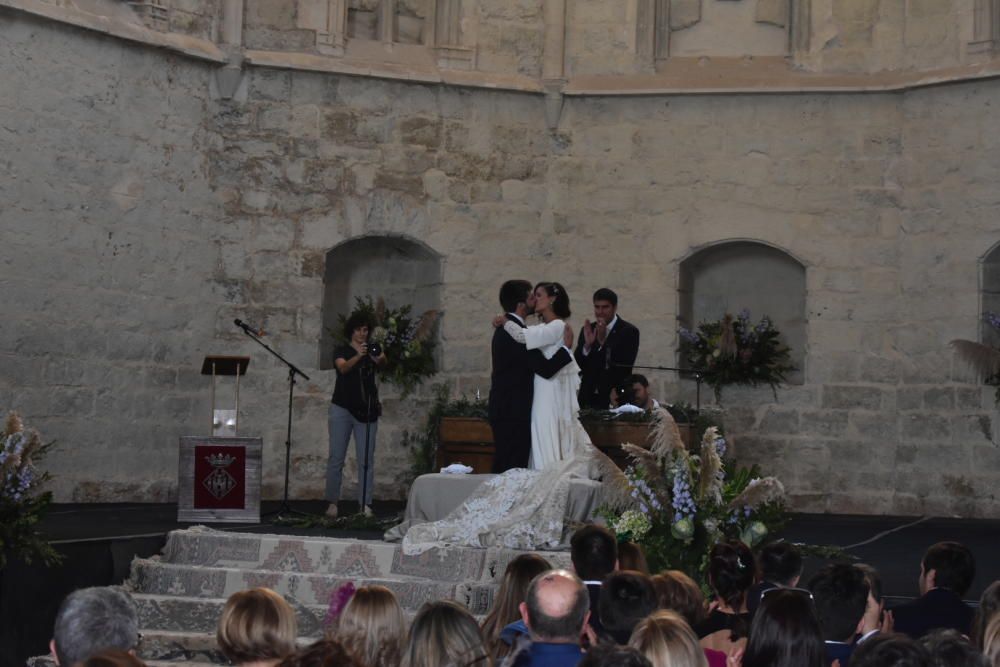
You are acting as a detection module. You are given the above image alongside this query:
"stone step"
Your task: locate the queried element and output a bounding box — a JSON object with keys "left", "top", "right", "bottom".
{"left": 128, "top": 558, "right": 497, "bottom": 614}
{"left": 133, "top": 593, "right": 328, "bottom": 636}
{"left": 160, "top": 527, "right": 572, "bottom": 583}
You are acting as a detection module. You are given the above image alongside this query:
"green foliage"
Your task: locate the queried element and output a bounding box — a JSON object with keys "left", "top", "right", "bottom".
{"left": 334, "top": 296, "right": 439, "bottom": 398}
{"left": 678, "top": 310, "right": 795, "bottom": 401}
{"left": 0, "top": 413, "right": 61, "bottom": 569}
{"left": 402, "top": 384, "right": 489, "bottom": 482}
{"left": 599, "top": 414, "right": 788, "bottom": 587}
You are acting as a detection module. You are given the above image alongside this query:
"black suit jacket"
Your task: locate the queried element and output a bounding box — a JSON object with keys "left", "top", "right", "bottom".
{"left": 488, "top": 314, "right": 572, "bottom": 423}
{"left": 890, "top": 588, "right": 974, "bottom": 639}
{"left": 574, "top": 316, "right": 640, "bottom": 409}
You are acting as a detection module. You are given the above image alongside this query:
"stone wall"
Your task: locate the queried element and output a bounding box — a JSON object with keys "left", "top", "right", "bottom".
{"left": 2, "top": 7, "right": 999, "bottom": 516}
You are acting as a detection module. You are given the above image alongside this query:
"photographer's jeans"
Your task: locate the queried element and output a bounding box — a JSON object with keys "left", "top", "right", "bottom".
{"left": 326, "top": 403, "right": 377, "bottom": 506}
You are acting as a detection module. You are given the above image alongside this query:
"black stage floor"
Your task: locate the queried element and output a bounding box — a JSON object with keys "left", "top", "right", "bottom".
{"left": 6, "top": 503, "right": 999, "bottom": 667}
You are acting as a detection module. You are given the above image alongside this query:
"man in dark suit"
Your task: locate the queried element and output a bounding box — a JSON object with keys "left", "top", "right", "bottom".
{"left": 891, "top": 541, "right": 976, "bottom": 639}
{"left": 489, "top": 280, "right": 574, "bottom": 473}
{"left": 575, "top": 288, "right": 640, "bottom": 410}
{"left": 809, "top": 563, "right": 869, "bottom": 667}
{"left": 570, "top": 525, "right": 618, "bottom": 637}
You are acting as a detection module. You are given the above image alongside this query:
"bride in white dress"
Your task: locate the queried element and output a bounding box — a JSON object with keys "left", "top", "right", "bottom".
{"left": 402, "top": 282, "right": 598, "bottom": 555}
{"left": 501, "top": 282, "right": 589, "bottom": 470}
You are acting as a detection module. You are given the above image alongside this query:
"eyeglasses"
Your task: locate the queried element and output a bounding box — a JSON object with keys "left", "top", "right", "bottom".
{"left": 761, "top": 586, "right": 814, "bottom": 601}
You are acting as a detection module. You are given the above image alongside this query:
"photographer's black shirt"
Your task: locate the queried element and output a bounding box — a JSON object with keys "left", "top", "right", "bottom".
{"left": 331, "top": 345, "right": 380, "bottom": 422}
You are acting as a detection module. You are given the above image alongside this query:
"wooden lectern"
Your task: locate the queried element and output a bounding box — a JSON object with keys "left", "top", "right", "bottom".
{"left": 176, "top": 355, "right": 261, "bottom": 523}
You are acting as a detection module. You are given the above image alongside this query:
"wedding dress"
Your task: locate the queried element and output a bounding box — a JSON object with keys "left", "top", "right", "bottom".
{"left": 401, "top": 318, "right": 597, "bottom": 555}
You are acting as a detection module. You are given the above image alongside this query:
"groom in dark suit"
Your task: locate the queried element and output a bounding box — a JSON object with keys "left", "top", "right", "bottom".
{"left": 489, "top": 280, "right": 574, "bottom": 473}
{"left": 575, "top": 288, "right": 640, "bottom": 410}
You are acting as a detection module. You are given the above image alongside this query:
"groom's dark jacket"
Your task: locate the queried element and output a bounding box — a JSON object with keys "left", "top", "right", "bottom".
{"left": 488, "top": 313, "right": 572, "bottom": 472}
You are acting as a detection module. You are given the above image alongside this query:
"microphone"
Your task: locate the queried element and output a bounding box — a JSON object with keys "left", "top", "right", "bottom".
{"left": 234, "top": 318, "right": 266, "bottom": 336}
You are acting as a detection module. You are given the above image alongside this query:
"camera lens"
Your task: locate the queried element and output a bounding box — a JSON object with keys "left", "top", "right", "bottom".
{"left": 368, "top": 342, "right": 382, "bottom": 357}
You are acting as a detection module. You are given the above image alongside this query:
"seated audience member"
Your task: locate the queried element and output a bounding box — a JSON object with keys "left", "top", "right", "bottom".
{"left": 628, "top": 375, "right": 659, "bottom": 411}
{"left": 808, "top": 563, "right": 869, "bottom": 667}
{"left": 650, "top": 572, "right": 725, "bottom": 667}
{"left": 598, "top": 571, "right": 659, "bottom": 645}
{"left": 741, "top": 588, "right": 826, "bottom": 667}
{"left": 79, "top": 649, "right": 147, "bottom": 667}
{"left": 482, "top": 554, "right": 552, "bottom": 657}
{"left": 984, "top": 615, "right": 1000, "bottom": 667}
{"left": 578, "top": 644, "right": 653, "bottom": 667}
{"left": 571, "top": 525, "right": 619, "bottom": 635}
{"left": 618, "top": 542, "right": 650, "bottom": 575}
{"left": 972, "top": 581, "right": 1000, "bottom": 650}
{"left": 849, "top": 633, "right": 932, "bottom": 667}
{"left": 891, "top": 542, "right": 976, "bottom": 639}
{"left": 331, "top": 585, "right": 405, "bottom": 667}
{"left": 50, "top": 586, "right": 140, "bottom": 667}
{"left": 919, "top": 628, "right": 988, "bottom": 667}
{"left": 218, "top": 587, "right": 298, "bottom": 667}
{"left": 855, "top": 564, "right": 886, "bottom": 644}
{"left": 403, "top": 600, "right": 491, "bottom": 667}
{"left": 694, "top": 541, "right": 754, "bottom": 654}
{"left": 746, "top": 541, "right": 802, "bottom": 617}
{"left": 629, "top": 610, "right": 709, "bottom": 667}
{"left": 509, "top": 570, "right": 590, "bottom": 667}
{"left": 279, "top": 639, "right": 363, "bottom": 667}
{"left": 651, "top": 571, "right": 706, "bottom": 629}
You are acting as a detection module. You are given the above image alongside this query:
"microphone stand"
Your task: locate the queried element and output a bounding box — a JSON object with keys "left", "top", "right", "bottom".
{"left": 615, "top": 363, "right": 714, "bottom": 412}
{"left": 235, "top": 322, "right": 312, "bottom": 522}
{"left": 358, "top": 355, "right": 377, "bottom": 516}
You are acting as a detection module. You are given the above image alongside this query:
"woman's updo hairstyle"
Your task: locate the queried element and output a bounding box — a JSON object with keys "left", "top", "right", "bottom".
{"left": 536, "top": 282, "right": 571, "bottom": 319}
{"left": 707, "top": 540, "right": 756, "bottom": 640}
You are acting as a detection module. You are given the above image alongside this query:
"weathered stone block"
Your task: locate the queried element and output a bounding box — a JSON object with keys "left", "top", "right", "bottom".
{"left": 799, "top": 411, "right": 850, "bottom": 437}
{"left": 757, "top": 408, "right": 800, "bottom": 434}
{"left": 400, "top": 117, "right": 443, "bottom": 149}
{"left": 822, "top": 385, "right": 883, "bottom": 411}
{"left": 901, "top": 414, "right": 951, "bottom": 441}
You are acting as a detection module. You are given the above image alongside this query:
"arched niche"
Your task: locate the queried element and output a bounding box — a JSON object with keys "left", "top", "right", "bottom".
{"left": 320, "top": 235, "right": 442, "bottom": 370}
{"left": 982, "top": 242, "right": 1000, "bottom": 347}
{"left": 678, "top": 241, "right": 807, "bottom": 381}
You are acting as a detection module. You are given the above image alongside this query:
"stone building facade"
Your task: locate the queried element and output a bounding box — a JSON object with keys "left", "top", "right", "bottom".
{"left": 2, "top": 0, "right": 999, "bottom": 516}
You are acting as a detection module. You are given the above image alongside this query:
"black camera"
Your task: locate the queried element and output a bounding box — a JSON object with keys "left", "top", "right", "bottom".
{"left": 368, "top": 341, "right": 382, "bottom": 358}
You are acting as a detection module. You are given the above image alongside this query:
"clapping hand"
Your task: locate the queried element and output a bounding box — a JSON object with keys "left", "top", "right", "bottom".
{"left": 582, "top": 319, "right": 596, "bottom": 348}
{"left": 563, "top": 322, "right": 574, "bottom": 348}
{"left": 595, "top": 318, "right": 609, "bottom": 345}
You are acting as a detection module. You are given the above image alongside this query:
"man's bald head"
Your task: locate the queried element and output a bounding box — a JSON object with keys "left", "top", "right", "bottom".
{"left": 520, "top": 569, "right": 590, "bottom": 642}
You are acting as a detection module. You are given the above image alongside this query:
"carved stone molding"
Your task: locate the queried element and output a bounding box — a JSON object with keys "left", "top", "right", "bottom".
{"left": 970, "top": 0, "right": 999, "bottom": 54}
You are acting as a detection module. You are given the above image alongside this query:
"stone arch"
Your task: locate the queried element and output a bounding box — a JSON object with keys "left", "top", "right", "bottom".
{"left": 319, "top": 234, "right": 442, "bottom": 370}
{"left": 981, "top": 240, "right": 1000, "bottom": 346}
{"left": 678, "top": 240, "right": 807, "bottom": 381}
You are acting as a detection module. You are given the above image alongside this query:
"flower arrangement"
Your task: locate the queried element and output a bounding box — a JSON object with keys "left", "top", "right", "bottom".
{"left": 950, "top": 312, "right": 1000, "bottom": 404}
{"left": 678, "top": 309, "right": 795, "bottom": 400}
{"left": 598, "top": 407, "right": 786, "bottom": 584}
{"left": 335, "top": 296, "right": 440, "bottom": 398}
{"left": 0, "top": 412, "right": 60, "bottom": 569}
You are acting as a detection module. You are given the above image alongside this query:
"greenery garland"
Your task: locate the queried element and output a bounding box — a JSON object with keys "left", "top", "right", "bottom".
{"left": 333, "top": 296, "right": 440, "bottom": 398}
{"left": 678, "top": 309, "right": 795, "bottom": 401}
{"left": 0, "top": 413, "right": 61, "bottom": 569}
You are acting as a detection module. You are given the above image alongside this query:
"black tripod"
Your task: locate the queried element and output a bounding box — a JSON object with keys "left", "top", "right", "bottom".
{"left": 235, "top": 320, "right": 312, "bottom": 521}
{"left": 357, "top": 353, "right": 378, "bottom": 516}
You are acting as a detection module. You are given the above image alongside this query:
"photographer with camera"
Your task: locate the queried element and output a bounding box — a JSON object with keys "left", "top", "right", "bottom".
{"left": 325, "top": 312, "right": 386, "bottom": 519}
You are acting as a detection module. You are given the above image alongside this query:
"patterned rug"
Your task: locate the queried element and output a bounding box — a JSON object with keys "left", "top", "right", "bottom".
{"left": 122, "top": 526, "right": 573, "bottom": 665}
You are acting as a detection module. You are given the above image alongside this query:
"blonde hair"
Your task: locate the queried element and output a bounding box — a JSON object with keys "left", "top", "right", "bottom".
{"left": 985, "top": 614, "right": 1000, "bottom": 667}
{"left": 651, "top": 571, "right": 707, "bottom": 628}
{"left": 217, "top": 588, "right": 298, "bottom": 664}
{"left": 403, "top": 600, "right": 491, "bottom": 667}
{"left": 629, "top": 610, "right": 708, "bottom": 667}
{"left": 331, "top": 585, "right": 405, "bottom": 667}
{"left": 481, "top": 554, "right": 551, "bottom": 658}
